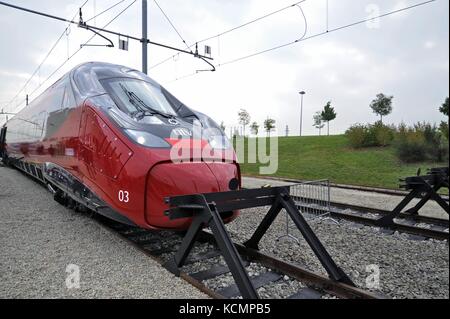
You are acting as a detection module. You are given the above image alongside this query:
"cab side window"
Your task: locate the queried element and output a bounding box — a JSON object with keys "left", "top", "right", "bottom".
{"left": 63, "top": 79, "right": 77, "bottom": 110}
{"left": 44, "top": 81, "right": 66, "bottom": 138}
{"left": 48, "top": 82, "right": 66, "bottom": 113}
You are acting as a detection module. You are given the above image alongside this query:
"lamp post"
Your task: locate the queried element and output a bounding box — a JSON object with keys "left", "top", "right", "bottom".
{"left": 299, "top": 91, "right": 306, "bottom": 137}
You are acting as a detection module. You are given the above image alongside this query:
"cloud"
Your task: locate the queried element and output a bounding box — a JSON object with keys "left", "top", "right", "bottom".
{"left": 389, "top": 0, "right": 411, "bottom": 19}
{"left": 424, "top": 40, "right": 436, "bottom": 49}
{"left": 0, "top": 0, "right": 448, "bottom": 133}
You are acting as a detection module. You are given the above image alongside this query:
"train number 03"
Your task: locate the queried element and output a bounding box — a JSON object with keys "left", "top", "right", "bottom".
{"left": 118, "top": 190, "right": 130, "bottom": 203}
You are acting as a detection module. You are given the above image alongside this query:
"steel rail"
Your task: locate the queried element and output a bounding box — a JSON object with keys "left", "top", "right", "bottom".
{"left": 198, "top": 231, "right": 383, "bottom": 299}
{"left": 328, "top": 201, "right": 449, "bottom": 227}
{"left": 243, "top": 175, "right": 449, "bottom": 202}
{"left": 96, "top": 216, "right": 385, "bottom": 299}
{"left": 293, "top": 200, "right": 449, "bottom": 241}
{"left": 0, "top": 163, "right": 398, "bottom": 299}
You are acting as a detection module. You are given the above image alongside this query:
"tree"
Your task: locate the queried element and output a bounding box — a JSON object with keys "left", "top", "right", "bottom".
{"left": 250, "top": 122, "right": 259, "bottom": 136}
{"left": 238, "top": 109, "right": 251, "bottom": 137}
{"left": 370, "top": 93, "right": 393, "bottom": 124}
{"left": 321, "top": 102, "right": 337, "bottom": 136}
{"left": 264, "top": 118, "right": 276, "bottom": 137}
{"left": 220, "top": 121, "right": 226, "bottom": 132}
{"left": 440, "top": 97, "right": 449, "bottom": 117}
{"left": 440, "top": 97, "right": 449, "bottom": 141}
{"left": 313, "top": 112, "right": 325, "bottom": 136}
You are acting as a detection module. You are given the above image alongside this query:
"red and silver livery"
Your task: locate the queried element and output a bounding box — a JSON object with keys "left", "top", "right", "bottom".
{"left": 1, "top": 62, "right": 240, "bottom": 230}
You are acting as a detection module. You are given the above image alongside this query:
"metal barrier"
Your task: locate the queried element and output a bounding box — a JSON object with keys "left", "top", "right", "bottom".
{"left": 290, "top": 180, "right": 331, "bottom": 216}
{"left": 277, "top": 180, "right": 336, "bottom": 243}
{"left": 376, "top": 167, "right": 449, "bottom": 227}
{"left": 164, "top": 186, "right": 355, "bottom": 299}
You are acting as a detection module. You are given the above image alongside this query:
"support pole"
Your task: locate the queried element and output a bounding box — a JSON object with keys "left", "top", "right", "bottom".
{"left": 299, "top": 91, "right": 306, "bottom": 137}
{"left": 142, "top": 0, "right": 148, "bottom": 74}
{"left": 300, "top": 93, "right": 303, "bottom": 136}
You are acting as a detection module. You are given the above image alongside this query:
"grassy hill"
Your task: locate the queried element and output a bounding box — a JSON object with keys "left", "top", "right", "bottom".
{"left": 238, "top": 135, "right": 446, "bottom": 190}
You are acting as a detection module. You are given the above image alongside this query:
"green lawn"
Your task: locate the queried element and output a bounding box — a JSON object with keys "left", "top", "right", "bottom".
{"left": 238, "top": 135, "right": 447, "bottom": 190}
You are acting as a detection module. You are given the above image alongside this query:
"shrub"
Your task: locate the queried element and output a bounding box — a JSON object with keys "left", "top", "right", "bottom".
{"left": 345, "top": 124, "right": 368, "bottom": 148}
{"left": 423, "top": 124, "right": 448, "bottom": 162}
{"left": 395, "top": 141, "right": 428, "bottom": 162}
{"left": 440, "top": 121, "right": 449, "bottom": 141}
{"left": 346, "top": 121, "right": 448, "bottom": 163}
{"left": 394, "top": 122, "right": 449, "bottom": 163}
{"left": 394, "top": 123, "right": 425, "bottom": 162}
{"left": 345, "top": 122, "right": 395, "bottom": 148}
{"left": 373, "top": 122, "right": 395, "bottom": 146}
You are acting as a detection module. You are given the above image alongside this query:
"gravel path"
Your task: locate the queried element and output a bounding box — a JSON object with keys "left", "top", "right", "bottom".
{"left": 225, "top": 207, "right": 449, "bottom": 299}
{"left": 1, "top": 167, "right": 447, "bottom": 299}
{"left": 0, "top": 166, "right": 207, "bottom": 299}
{"left": 243, "top": 177, "right": 449, "bottom": 220}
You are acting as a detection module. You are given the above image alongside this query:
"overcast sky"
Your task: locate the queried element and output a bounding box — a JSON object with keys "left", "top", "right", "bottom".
{"left": 0, "top": 0, "right": 448, "bottom": 136}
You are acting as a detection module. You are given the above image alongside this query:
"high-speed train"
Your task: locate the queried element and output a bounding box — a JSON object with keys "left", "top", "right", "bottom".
{"left": 0, "top": 62, "right": 241, "bottom": 230}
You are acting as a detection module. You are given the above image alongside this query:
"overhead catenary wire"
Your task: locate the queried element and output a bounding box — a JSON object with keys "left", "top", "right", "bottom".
{"left": 326, "top": 0, "right": 329, "bottom": 32}
{"left": 195, "top": 0, "right": 307, "bottom": 45}
{"left": 167, "top": 3, "right": 307, "bottom": 83}
{"left": 166, "top": 3, "right": 307, "bottom": 83}
{"left": 3, "top": 0, "right": 89, "bottom": 112}
{"left": 0, "top": 0, "right": 214, "bottom": 114}
{"left": 224, "top": 0, "right": 437, "bottom": 66}
{"left": 152, "top": 0, "right": 192, "bottom": 52}
{"left": 217, "top": 3, "right": 308, "bottom": 67}
{"left": 0, "top": 1, "right": 211, "bottom": 61}
{"left": 149, "top": 0, "right": 308, "bottom": 71}
{"left": 9, "top": 0, "right": 138, "bottom": 115}
{"left": 31, "top": 0, "right": 138, "bottom": 95}
{"left": 85, "top": 0, "right": 127, "bottom": 23}
{"left": 167, "top": 0, "right": 437, "bottom": 83}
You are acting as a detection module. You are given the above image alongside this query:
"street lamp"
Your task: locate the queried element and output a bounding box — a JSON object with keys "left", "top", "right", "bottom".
{"left": 299, "top": 91, "right": 306, "bottom": 137}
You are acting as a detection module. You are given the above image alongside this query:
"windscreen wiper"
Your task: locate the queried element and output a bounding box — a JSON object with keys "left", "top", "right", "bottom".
{"left": 119, "top": 83, "right": 147, "bottom": 119}
{"left": 119, "top": 83, "right": 174, "bottom": 120}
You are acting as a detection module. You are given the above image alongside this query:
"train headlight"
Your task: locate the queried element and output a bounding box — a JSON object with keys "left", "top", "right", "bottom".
{"left": 125, "top": 129, "right": 170, "bottom": 148}
{"left": 208, "top": 135, "right": 231, "bottom": 150}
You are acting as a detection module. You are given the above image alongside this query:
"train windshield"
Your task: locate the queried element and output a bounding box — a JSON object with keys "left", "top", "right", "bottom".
{"left": 101, "top": 78, "right": 178, "bottom": 118}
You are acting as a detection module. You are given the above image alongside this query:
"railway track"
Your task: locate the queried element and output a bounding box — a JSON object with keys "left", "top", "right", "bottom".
{"left": 294, "top": 199, "right": 449, "bottom": 241}
{"left": 244, "top": 175, "right": 450, "bottom": 202}
{"left": 96, "top": 215, "right": 384, "bottom": 300}
{"left": 9, "top": 164, "right": 444, "bottom": 299}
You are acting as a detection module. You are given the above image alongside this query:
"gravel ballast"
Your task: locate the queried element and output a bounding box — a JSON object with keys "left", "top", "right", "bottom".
{"left": 225, "top": 207, "right": 449, "bottom": 299}
{"left": 1, "top": 167, "right": 448, "bottom": 299}
{"left": 0, "top": 167, "right": 207, "bottom": 299}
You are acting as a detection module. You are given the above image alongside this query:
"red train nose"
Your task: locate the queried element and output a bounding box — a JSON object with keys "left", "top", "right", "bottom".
{"left": 145, "top": 162, "right": 239, "bottom": 229}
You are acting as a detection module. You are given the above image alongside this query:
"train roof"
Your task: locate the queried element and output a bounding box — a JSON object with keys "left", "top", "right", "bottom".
{"left": 71, "top": 62, "right": 160, "bottom": 100}
{"left": 72, "top": 62, "right": 151, "bottom": 80}
{"left": 3, "top": 62, "right": 169, "bottom": 125}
